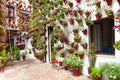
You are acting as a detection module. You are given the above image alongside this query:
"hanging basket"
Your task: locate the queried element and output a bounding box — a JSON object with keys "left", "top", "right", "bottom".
{"left": 74, "top": 38, "right": 80, "bottom": 43}
{"left": 105, "top": 0, "right": 112, "bottom": 6}
{"left": 78, "top": 10, "right": 83, "bottom": 16}
{"left": 73, "top": 29, "right": 79, "bottom": 34}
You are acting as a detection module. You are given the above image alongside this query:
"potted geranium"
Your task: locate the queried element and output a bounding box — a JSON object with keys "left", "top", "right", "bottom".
{"left": 113, "top": 40, "right": 120, "bottom": 50}
{"left": 95, "top": 9, "right": 102, "bottom": 20}
{"left": 105, "top": 8, "right": 114, "bottom": 18}
{"left": 74, "top": 34, "right": 81, "bottom": 43}
{"left": 69, "top": 54, "right": 83, "bottom": 76}
{"left": 90, "top": 67, "right": 102, "bottom": 80}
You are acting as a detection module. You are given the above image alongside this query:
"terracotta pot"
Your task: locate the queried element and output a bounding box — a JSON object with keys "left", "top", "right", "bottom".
{"left": 69, "top": 2, "right": 73, "bottom": 8}
{"left": 82, "top": 29, "right": 87, "bottom": 35}
{"left": 38, "top": 55, "right": 44, "bottom": 61}
{"left": 79, "top": 54, "right": 84, "bottom": 59}
{"left": 78, "top": 10, "right": 83, "bottom": 16}
{"left": 95, "top": 14, "right": 102, "bottom": 20}
{"left": 73, "top": 11, "right": 78, "bottom": 17}
{"left": 74, "top": 38, "right": 80, "bottom": 43}
{"left": 0, "top": 66, "right": 5, "bottom": 71}
{"left": 76, "top": 0, "right": 81, "bottom": 3}
{"left": 85, "top": 12, "right": 91, "bottom": 18}
{"left": 68, "top": 49, "right": 74, "bottom": 54}
{"left": 72, "top": 68, "right": 81, "bottom": 76}
{"left": 92, "top": 77, "right": 102, "bottom": 80}
{"left": 96, "top": 1, "right": 101, "bottom": 8}
{"left": 73, "top": 45, "right": 78, "bottom": 50}
{"left": 51, "top": 59, "right": 58, "bottom": 63}
{"left": 22, "top": 56, "right": 26, "bottom": 60}
{"left": 73, "top": 29, "right": 79, "bottom": 34}
{"left": 81, "top": 43, "right": 88, "bottom": 49}
{"left": 69, "top": 17, "right": 74, "bottom": 25}
{"left": 64, "top": 65, "right": 68, "bottom": 70}
{"left": 59, "top": 61, "right": 63, "bottom": 66}
{"left": 105, "top": 0, "right": 112, "bottom": 6}
{"left": 88, "top": 68, "right": 92, "bottom": 74}
{"left": 117, "top": 0, "right": 120, "bottom": 5}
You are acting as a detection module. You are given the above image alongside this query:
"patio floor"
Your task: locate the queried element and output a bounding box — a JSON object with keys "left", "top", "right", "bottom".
{"left": 0, "top": 59, "right": 91, "bottom": 80}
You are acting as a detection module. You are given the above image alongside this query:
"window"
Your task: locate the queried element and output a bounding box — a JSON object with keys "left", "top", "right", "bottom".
{"left": 89, "top": 18, "right": 115, "bottom": 55}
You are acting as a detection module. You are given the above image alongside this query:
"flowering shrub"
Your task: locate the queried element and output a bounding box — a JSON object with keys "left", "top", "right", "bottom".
{"left": 113, "top": 9, "right": 120, "bottom": 32}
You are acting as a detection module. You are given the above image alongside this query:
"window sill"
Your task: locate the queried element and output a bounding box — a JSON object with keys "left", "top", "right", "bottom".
{"left": 96, "top": 54, "right": 115, "bottom": 58}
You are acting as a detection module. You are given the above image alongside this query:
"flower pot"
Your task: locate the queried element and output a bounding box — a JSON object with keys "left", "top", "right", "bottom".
{"left": 22, "top": 56, "right": 26, "bottom": 60}
{"left": 76, "top": 0, "right": 81, "bottom": 3}
{"left": 105, "top": 0, "right": 112, "bottom": 6}
{"left": 82, "top": 29, "right": 87, "bottom": 35}
{"left": 85, "top": 12, "right": 91, "bottom": 18}
{"left": 69, "top": 2, "right": 73, "bottom": 8}
{"left": 59, "top": 61, "right": 63, "bottom": 66}
{"left": 72, "top": 68, "right": 81, "bottom": 76}
{"left": 0, "top": 66, "right": 5, "bottom": 71}
{"left": 81, "top": 43, "right": 88, "bottom": 49}
{"left": 117, "top": 0, "right": 120, "bottom": 5}
{"left": 79, "top": 54, "right": 84, "bottom": 59}
{"left": 95, "top": 14, "right": 102, "bottom": 20}
{"left": 92, "top": 77, "right": 102, "bottom": 80}
{"left": 88, "top": 68, "right": 92, "bottom": 74}
{"left": 73, "top": 29, "right": 79, "bottom": 34}
{"left": 69, "top": 17, "right": 74, "bottom": 25}
{"left": 64, "top": 65, "right": 68, "bottom": 70}
{"left": 74, "top": 38, "right": 80, "bottom": 43}
{"left": 78, "top": 10, "right": 83, "bottom": 16}
{"left": 51, "top": 59, "right": 58, "bottom": 64}
{"left": 38, "top": 55, "right": 44, "bottom": 61}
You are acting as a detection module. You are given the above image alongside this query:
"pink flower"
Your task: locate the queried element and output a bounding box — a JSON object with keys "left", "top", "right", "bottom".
{"left": 116, "top": 16, "right": 119, "bottom": 19}
{"left": 76, "top": 3, "right": 78, "bottom": 7}
{"left": 117, "top": 9, "right": 120, "bottom": 12}
{"left": 113, "top": 25, "right": 119, "bottom": 29}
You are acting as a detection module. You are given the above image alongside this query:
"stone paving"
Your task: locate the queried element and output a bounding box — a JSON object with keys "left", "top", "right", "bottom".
{"left": 0, "top": 59, "right": 91, "bottom": 80}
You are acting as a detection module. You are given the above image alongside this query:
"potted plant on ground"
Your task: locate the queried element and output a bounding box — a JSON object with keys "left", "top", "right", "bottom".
{"left": 21, "top": 51, "right": 27, "bottom": 60}
{"left": 90, "top": 67, "right": 102, "bottom": 80}
{"left": 12, "top": 46, "right": 20, "bottom": 60}
{"left": 69, "top": 54, "right": 83, "bottom": 76}
{"left": 36, "top": 49, "right": 45, "bottom": 61}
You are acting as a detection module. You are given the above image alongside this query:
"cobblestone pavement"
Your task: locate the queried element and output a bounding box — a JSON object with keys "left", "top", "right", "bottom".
{"left": 0, "top": 59, "right": 91, "bottom": 80}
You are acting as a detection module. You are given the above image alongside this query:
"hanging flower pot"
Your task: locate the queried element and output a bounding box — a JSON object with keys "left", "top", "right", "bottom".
{"left": 95, "top": 14, "right": 102, "bottom": 20}
{"left": 81, "top": 43, "right": 88, "bottom": 49}
{"left": 117, "top": 0, "right": 120, "bottom": 5}
{"left": 68, "top": 2, "right": 73, "bottom": 8}
{"left": 69, "top": 17, "right": 74, "bottom": 25}
{"left": 63, "top": 0, "right": 67, "bottom": 4}
{"left": 73, "top": 10, "right": 78, "bottom": 17}
{"left": 82, "top": 29, "right": 87, "bottom": 35}
{"left": 76, "top": 0, "right": 81, "bottom": 3}
{"left": 85, "top": 11, "right": 91, "bottom": 18}
{"left": 105, "top": 8, "right": 114, "bottom": 18}
{"left": 74, "top": 38, "right": 80, "bottom": 43}
{"left": 75, "top": 18, "right": 82, "bottom": 24}
{"left": 105, "top": 0, "right": 112, "bottom": 6}
{"left": 78, "top": 8, "right": 83, "bottom": 16}
{"left": 73, "top": 29, "right": 79, "bottom": 34}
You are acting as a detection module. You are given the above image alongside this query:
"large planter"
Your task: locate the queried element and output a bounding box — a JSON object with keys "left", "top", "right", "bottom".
{"left": 105, "top": 0, "right": 112, "bottom": 6}
{"left": 92, "top": 77, "right": 102, "bottom": 80}
{"left": 72, "top": 68, "right": 81, "bottom": 76}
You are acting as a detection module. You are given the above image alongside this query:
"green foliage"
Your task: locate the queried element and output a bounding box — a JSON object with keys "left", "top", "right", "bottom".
{"left": 36, "top": 49, "right": 45, "bottom": 56}
{"left": 90, "top": 67, "right": 102, "bottom": 77}
{"left": 105, "top": 8, "right": 113, "bottom": 16}
{"left": 114, "top": 40, "right": 120, "bottom": 50}
{"left": 100, "top": 63, "right": 120, "bottom": 80}
{"left": 74, "top": 34, "right": 81, "bottom": 39}
{"left": 84, "top": 18, "right": 94, "bottom": 26}
{"left": 0, "top": 49, "right": 7, "bottom": 59}
{"left": 21, "top": 51, "right": 27, "bottom": 56}
{"left": 12, "top": 46, "right": 20, "bottom": 59}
